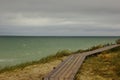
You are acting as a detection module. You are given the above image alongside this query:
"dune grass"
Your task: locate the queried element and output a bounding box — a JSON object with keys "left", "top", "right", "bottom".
{"left": 75, "top": 46, "right": 120, "bottom": 80}
{"left": 0, "top": 49, "right": 72, "bottom": 73}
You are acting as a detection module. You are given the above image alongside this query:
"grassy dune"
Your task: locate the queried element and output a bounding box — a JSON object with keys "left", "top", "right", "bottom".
{"left": 75, "top": 46, "right": 120, "bottom": 80}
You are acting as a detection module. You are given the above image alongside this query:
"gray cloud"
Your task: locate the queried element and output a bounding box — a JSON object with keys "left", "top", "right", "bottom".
{"left": 0, "top": 0, "right": 120, "bottom": 36}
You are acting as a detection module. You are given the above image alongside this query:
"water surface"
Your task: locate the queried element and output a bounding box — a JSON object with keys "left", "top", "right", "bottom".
{"left": 0, "top": 36, "right": 119, "bottom": 68}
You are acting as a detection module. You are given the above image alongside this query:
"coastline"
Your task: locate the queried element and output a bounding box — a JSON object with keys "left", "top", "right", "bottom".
{"left": 0, "top": 44, "right": 120, "bottom": 80}
{"left": 0, "top": 36, "right": 118, "bottom": 68}
{"left": 0, "top": 44, "right": 105, "bottom": 73}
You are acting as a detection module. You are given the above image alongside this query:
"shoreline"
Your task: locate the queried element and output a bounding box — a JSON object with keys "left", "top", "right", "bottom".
{"left": 0, "top": 43, "right": 114, "bottom": 73}
{"left": 0, "top": 43, "right": 119, "bottom": 80}
{"left": 0, "top": 43, "right": 112, "bottom": 73}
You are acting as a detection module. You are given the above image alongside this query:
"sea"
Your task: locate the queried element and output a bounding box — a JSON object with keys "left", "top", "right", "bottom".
{"left": 0, "top": 36, "right": 119, "bottom": 68}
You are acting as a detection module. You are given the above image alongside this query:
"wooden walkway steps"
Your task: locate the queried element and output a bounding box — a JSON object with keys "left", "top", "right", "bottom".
{"left": 44, "top": 44, "right": 120, "bottom": 80}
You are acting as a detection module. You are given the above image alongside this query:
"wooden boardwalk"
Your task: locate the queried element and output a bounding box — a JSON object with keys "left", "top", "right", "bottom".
{"left": 44, "top": 44, "right": 120, "bottom": 80}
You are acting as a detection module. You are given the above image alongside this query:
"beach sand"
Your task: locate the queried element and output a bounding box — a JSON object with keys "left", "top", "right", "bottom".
{"left": 0, "top": 57, "right": 66, "bottom": 80}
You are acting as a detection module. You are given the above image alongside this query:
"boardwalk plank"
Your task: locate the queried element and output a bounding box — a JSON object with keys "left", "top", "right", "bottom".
{"left": 60, "top": 55, "right": 81, "bottom": 79}
{"left": 55, "top": 56, "right": 78, "bottom": 79}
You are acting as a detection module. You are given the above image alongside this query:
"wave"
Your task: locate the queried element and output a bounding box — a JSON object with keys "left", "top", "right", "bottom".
{"left": 0, "top": 59, "right": 16, "bottom": 62}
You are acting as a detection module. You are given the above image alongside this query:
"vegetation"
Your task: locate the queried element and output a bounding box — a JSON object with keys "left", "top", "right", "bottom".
{"left": 0, "top": 49, "right": 72, "bottom": 73}
{"left": 116, "top": 39, "right": 120, "bottom": 44}
{"left": 75, "top": 46, "right": 120, "bottom": 80}
{"left": 74, "top": 44, "right": 110, "bottom": 53}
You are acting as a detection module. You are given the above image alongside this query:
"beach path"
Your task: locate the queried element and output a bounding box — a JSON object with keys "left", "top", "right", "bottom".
{"left": 44, "top": 44, "right": 120, "bottom": 80}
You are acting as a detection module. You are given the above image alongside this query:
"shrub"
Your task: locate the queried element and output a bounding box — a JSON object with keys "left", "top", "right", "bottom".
{"left": 74, "top": 49, "right": 86, "bottom": 53}
{"left": 56, "top": 49, "right": 72, "bottom": 57}
{"left": 116, "top": 39, "right": 120, "bottom": 44}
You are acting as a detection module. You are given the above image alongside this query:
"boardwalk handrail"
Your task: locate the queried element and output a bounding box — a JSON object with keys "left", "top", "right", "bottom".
{"left": 44, "top": 44, "right": 120, "bottom": 80}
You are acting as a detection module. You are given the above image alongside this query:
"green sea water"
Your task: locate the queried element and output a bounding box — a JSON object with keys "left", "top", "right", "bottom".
{"left": 0, "top": 36, "right": 119, "bottom": 68}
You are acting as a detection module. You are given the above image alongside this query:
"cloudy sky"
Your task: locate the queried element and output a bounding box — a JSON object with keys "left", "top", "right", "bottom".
{"left": 0, "top": 0, "right": 120, "bottom": 36}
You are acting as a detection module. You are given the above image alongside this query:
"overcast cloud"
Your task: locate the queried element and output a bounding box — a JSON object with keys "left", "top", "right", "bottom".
{"left": 0, "top": 0, "right": 120, "bottom": 36}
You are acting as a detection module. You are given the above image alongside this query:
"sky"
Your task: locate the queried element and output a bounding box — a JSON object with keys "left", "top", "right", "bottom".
{"left": 0, "top": 0, "right": 120, "bottom": 36}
